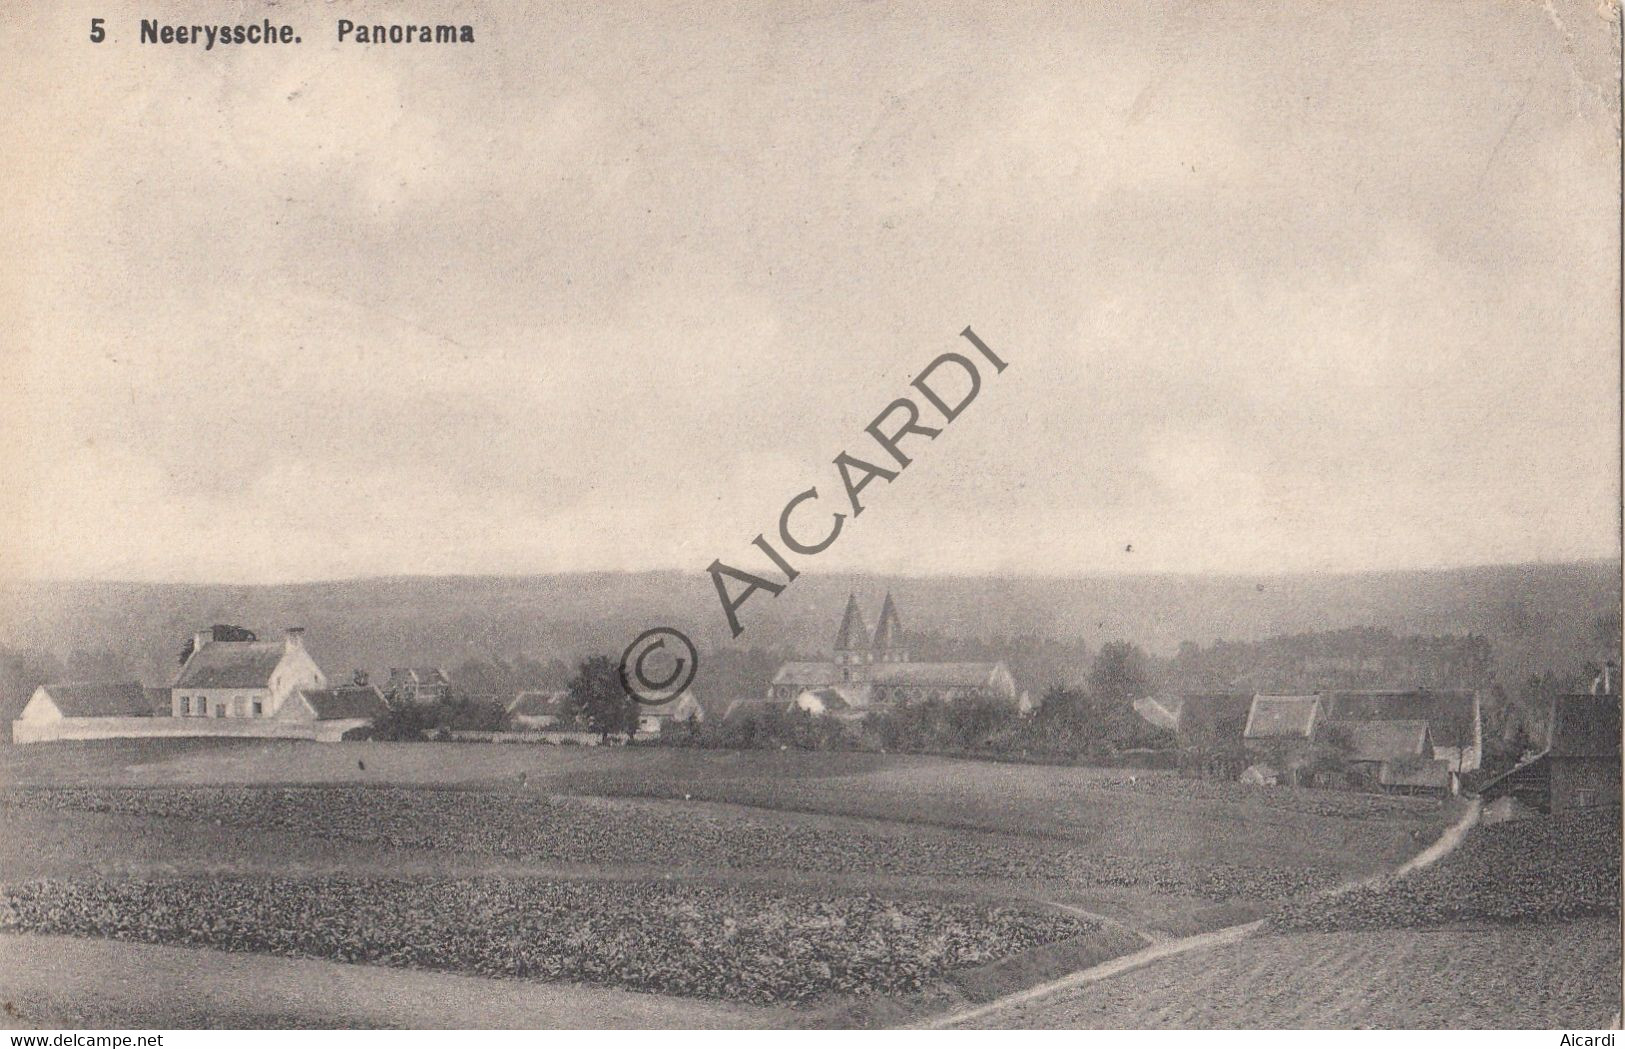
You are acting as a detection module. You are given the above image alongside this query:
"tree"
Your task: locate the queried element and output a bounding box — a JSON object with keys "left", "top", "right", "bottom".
{"left": 178, "top": 625, "right": 257, "bottom": 665}
{"left": 1086, "top": 641, "right": 1154, "bottom": 750}
{"left": 568, "top": 655, "right": 638, "bottom": 742}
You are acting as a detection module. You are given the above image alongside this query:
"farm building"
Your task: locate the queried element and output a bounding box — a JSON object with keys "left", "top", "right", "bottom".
{"left": 636, "top": 689, "right": 705, "bottom": 734}
{"left": 171, "top": 626, "right": 327, "bottom": 720}
{"left": 1321, "top": 689, "right": 1482, "bottom": 772}
{"left": 1379, "top": 756, "right": 1454, "bottom": 796}
{"left": 17, "top": 681, "right": 155, "bottom": 725}
{"left": 275, "top": 684, "right": 390, "bottom": 730}
{"left": 1242, "top": 694, "right": 1322, "bottom": 783}
{"left": 507, "top": 690, "right": 573, "bottom": 730}
{"left": 1476, "top": 694, "right": 1621, "bottom": 815}
{"left": 768, "top": 593, "right": 1027, "bottom": 713}
{"left": 384, "top": 666, "right": 452, "bottom": 705}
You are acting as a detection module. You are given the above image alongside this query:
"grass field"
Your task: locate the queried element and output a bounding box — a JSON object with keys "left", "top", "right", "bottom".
{"left": 0, "top": 738, "right": 1611, "bottom": 1028}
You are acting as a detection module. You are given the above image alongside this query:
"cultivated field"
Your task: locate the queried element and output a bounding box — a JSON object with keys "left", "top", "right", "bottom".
{"left": 0, "top": 739, "right": 1613, "bottom": 1028}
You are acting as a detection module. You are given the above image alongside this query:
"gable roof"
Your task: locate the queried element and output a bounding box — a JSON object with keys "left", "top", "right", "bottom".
{"left": 388, "top": 667, "right": 450, "bottom": 687}
{"left": 37, "top": 681, "right": 154, "bottom": 718}
{"left": 872, "top": 592, "right": 904, "bottom": 650}
{"left": 1326, "top": 719, "right": 1431, "bottom": 762}
{"left": 1244, "top": 694, "right": 1320, "bottom": 739}
{"left": 862, "top": 662, "right": 1007, "bottom": 688}
{"left": 1322, "top": 690, "right": 1479, "bottom": 750}
{"left": 1549, "top": 694, "right": 1622, "bottom": 759}
{"left": 834, "top": 595, "right": 870, "bottom": 652}
{"left": 296, "top": 685, "right": 389, "bottom": 721}
{"left": 508, "top": 690, "right": 572, "bottom": 717}
{"left": 173, "top": 640, "right": 286, "bottom": 690}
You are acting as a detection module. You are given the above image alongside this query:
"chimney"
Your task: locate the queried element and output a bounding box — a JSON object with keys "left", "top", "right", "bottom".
{"left": 284, "top": 626, "right": 306, "bottom": 651}
{"left": 191, "top": 631, "right": 212, "bottom": 657}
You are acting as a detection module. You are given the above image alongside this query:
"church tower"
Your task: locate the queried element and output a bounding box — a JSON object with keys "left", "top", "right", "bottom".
{"left": 833, "top": 594, "right": 871, "bottom": 674}
{"left": 872, "top": 591, "right": 908, "bottom": 663}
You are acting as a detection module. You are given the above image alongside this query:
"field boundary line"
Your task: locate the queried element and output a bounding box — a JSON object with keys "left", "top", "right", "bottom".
{"left": 919, "top": 918, "right": 1268, "bottom": 1028}
{"left": 921, "top": 795, "right": 1486, "bottom": 1029}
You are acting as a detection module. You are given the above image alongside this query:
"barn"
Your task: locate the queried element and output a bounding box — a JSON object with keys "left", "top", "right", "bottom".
{"left": 1476, "top": 694, "right": 1621, "bottom": 815}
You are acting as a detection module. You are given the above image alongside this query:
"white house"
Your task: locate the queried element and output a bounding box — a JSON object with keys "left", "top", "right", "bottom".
{"left": 169, "top": 627, "right": 326, "bottom": 720}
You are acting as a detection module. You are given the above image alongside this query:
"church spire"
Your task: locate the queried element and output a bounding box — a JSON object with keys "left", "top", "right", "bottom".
{"left": 833, "top": 594, "right": 871, "bottom": 666}
{"left": 872, "top": 591, "right": 907, "bottom": 662}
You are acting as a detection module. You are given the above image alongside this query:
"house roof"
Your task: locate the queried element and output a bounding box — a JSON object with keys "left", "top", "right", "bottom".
{"left": 388, "top": 667, "right": 449, "bottom": 686}
{"left": 1326, "top": 719, "right": 1432, "bottom": 762}
{"left": 1243, "top": 694, "right": 1320, "bottom": 739}
{"left": 37, "top": 681, "right": 154, "bottom": 718}
{"left": 834, "top": 595, "right": 870, "bottom": 652}
{"left": 772, "top": 661, "right": 841, "bottom": 686}
{"left": 1380, "top": 756, "right": 1452, "bottom": 789}
{"left": 297, "top": 685, "right": 389, "bottom": 721}
{"left": 641, "top": 690, "right": 702, "bottom": 719}
{"left": 1549, "top": 694, "right": 1622, "bottom": 759}
{"left": 173, "top": 641, "right": 286, "bottom": 690}
{"left": 1132, "top": 696, "right": 1182, "bottom": 733}
{"left": 1322, "top": 690, "right": 1479, "bottom": 750}
{"left": 872, "top": 592, "right": 904, "bottom": 650}
{"left": 862, "top": 662, "right": 1006, "bottom": 688}
{"left": 508, "top": 690, "right": 572, "bottom": 717}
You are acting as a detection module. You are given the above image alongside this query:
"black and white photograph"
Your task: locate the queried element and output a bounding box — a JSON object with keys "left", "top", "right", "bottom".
{"left": 0, "top": 0, "right": 1620, "bottom": 1033}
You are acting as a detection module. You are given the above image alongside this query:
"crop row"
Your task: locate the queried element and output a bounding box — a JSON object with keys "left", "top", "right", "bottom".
{"left": 1273, "top": 811, "right": 1622, "bottom": 930}
{"left": 0, "top": 876, "right": 1091, "bottom": 1006}
{"left": 0, "top": 786, "right": 1338, "bottom": 901}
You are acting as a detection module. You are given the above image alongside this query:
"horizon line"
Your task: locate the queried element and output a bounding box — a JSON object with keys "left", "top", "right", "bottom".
{"left": 2, "top": 554, "right": 1620, "bottom": 590}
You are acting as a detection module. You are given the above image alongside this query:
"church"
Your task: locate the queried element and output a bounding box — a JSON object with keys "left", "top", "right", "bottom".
{"left": 768, "top": 593, "right": 1028, "bottom": 715}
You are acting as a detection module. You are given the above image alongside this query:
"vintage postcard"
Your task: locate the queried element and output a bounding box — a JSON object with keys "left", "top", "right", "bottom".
{"left": 0, "top": 0, "right": 1620, "bottom": 1035}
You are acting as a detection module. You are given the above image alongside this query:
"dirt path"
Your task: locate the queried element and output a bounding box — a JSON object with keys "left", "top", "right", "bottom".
{"left": 925, "top": 796, "right": 1485, "bottom": 1029}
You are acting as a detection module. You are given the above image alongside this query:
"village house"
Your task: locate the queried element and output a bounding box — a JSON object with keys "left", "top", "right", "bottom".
{"left": 1240, "top": 693, "right": 1322, "bottom": 784}
{"left": 507, "top": 689, "right": 574, "bottom": 730}
{"left": 14, "top": 626, "right": 385, "bottom": 744}
{"left": 170, "top": 627, "right": 326, "bottom": 719}
{"left": 769, "top": 594, "right": 1026, "bottom": 715}
{"left": 384, "top": 667, "right": 452, "bottom": 705}
{"left": 1321, "top": 689, "right": 1482, "bottom": 773}
{"left": 636, "top": 690, "right": 705, "bottom": 735}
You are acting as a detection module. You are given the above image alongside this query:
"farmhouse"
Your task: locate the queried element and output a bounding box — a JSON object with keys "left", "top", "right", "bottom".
{"left": 1476, "top": 694, "right": 1621, "bottom": 815}
{"left": 508, "top": 689, "right": 573, "bottom": 730}
{"left": 768, "top": 594, "right": 1026, "bottom": 714}
{"left": 1322, "top": 689, "right": 1482, "bottom": 772}
{"left": 171, "top": 627, "right": 326, "bottom": 719}
{"left": 385, "top": 667, "right": 452, "bottom": 705}
{"left": 636, "top": 690, "right": 704, "bottom": 735}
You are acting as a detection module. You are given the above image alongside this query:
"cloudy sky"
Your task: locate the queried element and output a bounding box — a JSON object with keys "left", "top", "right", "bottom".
{"left": 3, "top": 0, "right": 1619, "bottom": 583}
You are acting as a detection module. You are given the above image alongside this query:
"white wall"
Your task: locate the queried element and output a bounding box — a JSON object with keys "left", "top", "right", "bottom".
{"left": 12, "top": 716, "right": 368, "bottom": 744}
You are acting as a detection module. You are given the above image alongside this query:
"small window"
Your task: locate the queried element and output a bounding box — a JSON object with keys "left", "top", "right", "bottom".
{"left": 179, "top": 696, "right": 190, "bottom": 716}
{"left": 214, "top": 703, "right": 225, "bottom": 718}
{"left": 252, "top": 700, "right": 263, "bottom": 718}
{"left": 1576, "top": 789, "right": 1597, "bottom": 809}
